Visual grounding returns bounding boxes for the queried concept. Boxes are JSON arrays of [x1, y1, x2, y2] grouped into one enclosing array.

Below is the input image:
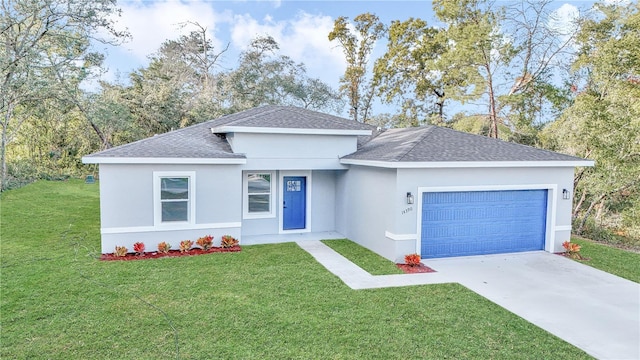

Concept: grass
[[0, 180, 591, 359], [570, 237, 640, 283], [321, 239, 405, 275]]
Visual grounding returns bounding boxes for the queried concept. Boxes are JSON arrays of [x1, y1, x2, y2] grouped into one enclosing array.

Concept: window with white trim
[[154, 171, 195, 225], [244, 172, 275, 218]]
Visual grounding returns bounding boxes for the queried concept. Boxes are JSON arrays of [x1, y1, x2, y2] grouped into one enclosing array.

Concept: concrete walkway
[[297, 241, 640, 360]]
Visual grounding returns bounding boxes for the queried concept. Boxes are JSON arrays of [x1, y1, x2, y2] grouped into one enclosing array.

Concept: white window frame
[[153, 171, 196, 227], [243, 171, 276, 219]]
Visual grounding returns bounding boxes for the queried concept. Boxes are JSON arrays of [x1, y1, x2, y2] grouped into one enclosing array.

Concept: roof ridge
[[397, 126, 435, 161]]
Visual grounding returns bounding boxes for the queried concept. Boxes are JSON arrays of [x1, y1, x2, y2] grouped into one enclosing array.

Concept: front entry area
[[283, 176, 306, 230]]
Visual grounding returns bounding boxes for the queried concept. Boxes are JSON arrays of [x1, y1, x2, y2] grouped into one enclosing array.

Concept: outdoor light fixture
[[406, 192, 414, 204], [562, 189, 570, 200]]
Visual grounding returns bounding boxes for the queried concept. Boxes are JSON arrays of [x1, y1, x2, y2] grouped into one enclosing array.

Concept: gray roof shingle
[[83, 120, 242, 159], [211, 105, 375, 131], [84, 106, 588, 164], [83, 106, 373, 160], [343, 126, 588, 162]]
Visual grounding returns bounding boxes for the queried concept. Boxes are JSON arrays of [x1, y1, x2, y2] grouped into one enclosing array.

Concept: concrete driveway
[[424, 252, 640, 360], [299, 241, 640, 359]]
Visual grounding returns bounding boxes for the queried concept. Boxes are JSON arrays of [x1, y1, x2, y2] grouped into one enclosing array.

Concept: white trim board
[[278, 170, 312, 234], [340, 159, 594, 169], [82, 156, 246, 165], [212, 126, 371, 136], [385, 231, 417, 241], [101, 222, 242, 234]]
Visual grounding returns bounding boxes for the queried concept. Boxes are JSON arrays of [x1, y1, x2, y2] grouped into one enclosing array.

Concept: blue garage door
[[421, 190, 547, 259]]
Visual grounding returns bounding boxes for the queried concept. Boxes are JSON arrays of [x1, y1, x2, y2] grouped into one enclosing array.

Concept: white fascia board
[[340, 159, 595, 168], [81, 156, 247, 165], [211, 126, 372, 136]]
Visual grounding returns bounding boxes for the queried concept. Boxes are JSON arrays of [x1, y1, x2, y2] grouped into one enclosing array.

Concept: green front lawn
[[1, 180, 590, 359], [321, 239, 405, 275], [570, 237, 640, 283]]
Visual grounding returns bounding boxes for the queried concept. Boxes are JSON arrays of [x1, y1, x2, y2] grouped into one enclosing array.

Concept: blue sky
[[97, 0, 594, 117]]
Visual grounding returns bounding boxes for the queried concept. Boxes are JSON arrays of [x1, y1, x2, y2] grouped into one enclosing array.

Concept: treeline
[[1, 0, 638, 244]]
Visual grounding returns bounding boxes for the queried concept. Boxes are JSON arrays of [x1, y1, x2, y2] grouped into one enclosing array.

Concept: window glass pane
[[161, 177, 189, 200], [248, 194, 270, 213], [162, 201, 188, 222], [248, 174, 270, 194]]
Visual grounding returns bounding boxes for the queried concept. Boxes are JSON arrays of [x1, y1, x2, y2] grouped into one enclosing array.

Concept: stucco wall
[[335, 165, 398, 261], [98, 164, 242, 253], [395, 166, 576, 255]]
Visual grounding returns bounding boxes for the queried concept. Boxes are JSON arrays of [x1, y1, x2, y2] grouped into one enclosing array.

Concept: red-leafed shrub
[[404, 253, 421, 267], [180, 240, 194, 253], [221, 235, 239, 248], [158, 242, 171, 254], [562, 241, 582, 259], [133, 242, 145, 255], [114, 246, 128, 257], [196, 235, 213, 250]]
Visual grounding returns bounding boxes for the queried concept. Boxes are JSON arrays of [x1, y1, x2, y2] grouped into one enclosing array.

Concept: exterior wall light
[[562, 189, 570, 200], [407, 192, 414, 204]]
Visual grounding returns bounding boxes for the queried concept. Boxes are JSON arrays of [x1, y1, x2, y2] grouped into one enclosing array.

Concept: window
[[160, 177, 189, 222], [244, 172, 275, 218], [154, 171, 195, 225]]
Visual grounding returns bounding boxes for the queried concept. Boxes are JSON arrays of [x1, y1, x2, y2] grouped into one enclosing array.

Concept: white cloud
[[549, 4, 580, 36], [114, 0, 227, 61], [228, 10, 346, 87]]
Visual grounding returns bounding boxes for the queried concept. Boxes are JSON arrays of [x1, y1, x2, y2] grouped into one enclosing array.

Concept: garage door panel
[[421, 190, 547, 258]]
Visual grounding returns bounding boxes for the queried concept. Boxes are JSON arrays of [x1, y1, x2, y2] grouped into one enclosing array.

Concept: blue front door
[[283, 176, 306, 230]]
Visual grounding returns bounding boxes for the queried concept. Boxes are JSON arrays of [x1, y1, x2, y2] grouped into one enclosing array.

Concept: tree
[[374, 17, 483, 126], [328, 13, 385, 123], [541, 2, 640, 238], [432, 0, 515, 138], [498, 0, 579, 145], [0, 0, 126, 190], [221, 35, 342, 113]]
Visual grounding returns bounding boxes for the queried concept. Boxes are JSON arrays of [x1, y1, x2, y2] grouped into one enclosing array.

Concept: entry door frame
[[279, 170, 312, 234], [415, 184, 558, 256]]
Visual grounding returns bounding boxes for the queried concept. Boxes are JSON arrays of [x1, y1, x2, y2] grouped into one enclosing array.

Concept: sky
[[95, 0, 596, 117]]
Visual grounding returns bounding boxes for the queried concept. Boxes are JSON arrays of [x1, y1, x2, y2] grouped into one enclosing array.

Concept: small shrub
[[180, 240, 194, 253], [562, 241, 582, 259], [133, 242, 145, 255], [221, 235, 239, 248], [196, 235, 213, 250], [404, 253, 421, 267], [114, 246, 128, 257], [158, 242, 171, 254]]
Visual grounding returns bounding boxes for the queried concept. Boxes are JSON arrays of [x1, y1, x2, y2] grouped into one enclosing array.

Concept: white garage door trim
[[416, 184, 558, 256]]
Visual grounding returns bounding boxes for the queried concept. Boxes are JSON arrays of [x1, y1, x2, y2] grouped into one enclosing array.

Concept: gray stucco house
[[83, 106, 593, 262]]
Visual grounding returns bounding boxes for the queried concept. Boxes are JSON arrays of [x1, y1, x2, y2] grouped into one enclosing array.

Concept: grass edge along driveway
[[1, 180, 591, 359]]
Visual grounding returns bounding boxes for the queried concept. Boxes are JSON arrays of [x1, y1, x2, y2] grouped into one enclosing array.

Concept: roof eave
[[211, 126, 372, 136], [82, 156, 247, 165], [339, 159, 595, 168]]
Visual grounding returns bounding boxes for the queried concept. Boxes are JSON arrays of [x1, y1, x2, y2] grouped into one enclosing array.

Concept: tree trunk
[[576, 196, 603, 235], [486, 68, 499, 138], [572, 190, 586, 220], [1, 122, 8, 192]]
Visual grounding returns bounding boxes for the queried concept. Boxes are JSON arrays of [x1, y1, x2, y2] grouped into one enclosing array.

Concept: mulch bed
[[396, 263, 437, 274], [100, 246, 241, 261], [555, 252, 590, 261]]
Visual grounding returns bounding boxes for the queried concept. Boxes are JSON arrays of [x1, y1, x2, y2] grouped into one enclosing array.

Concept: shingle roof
[[83, 106, 374, 160], [210, 105, 375, 131], [343, 126, 588, 162], [83, 106, 589, 165], [83, 120, 242, 159]]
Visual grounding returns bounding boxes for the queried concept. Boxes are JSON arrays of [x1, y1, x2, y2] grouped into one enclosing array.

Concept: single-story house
[[82, 105, 593, 262]]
